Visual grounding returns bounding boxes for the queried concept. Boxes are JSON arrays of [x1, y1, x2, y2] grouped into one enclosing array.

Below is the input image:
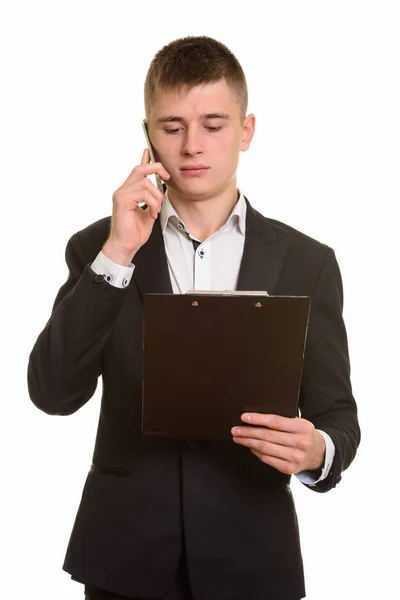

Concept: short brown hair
[[144, 36, 248, 124]]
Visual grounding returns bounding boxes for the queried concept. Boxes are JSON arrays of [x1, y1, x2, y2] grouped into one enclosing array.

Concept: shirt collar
[[159, 188, 247, 237]]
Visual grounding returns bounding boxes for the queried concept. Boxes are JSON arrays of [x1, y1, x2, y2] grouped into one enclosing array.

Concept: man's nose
[[181, 128, 204, 155]]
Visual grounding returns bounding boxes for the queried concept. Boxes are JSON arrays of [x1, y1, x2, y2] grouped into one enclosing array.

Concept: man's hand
[[231, 413, 326, 475], [103, 149, 171, 266]]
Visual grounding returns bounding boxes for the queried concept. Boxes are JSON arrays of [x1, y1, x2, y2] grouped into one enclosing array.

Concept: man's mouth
[[180, 165, 210, 176]]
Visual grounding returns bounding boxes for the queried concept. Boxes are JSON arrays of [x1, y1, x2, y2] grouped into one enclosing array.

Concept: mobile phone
[[142, 120, 165, 194]]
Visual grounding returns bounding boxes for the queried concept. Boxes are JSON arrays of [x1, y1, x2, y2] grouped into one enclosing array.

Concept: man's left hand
[[231, 413, 326, 475]]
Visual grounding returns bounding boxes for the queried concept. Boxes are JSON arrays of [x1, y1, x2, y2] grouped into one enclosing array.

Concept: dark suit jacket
[[27, 197, 360, 600]]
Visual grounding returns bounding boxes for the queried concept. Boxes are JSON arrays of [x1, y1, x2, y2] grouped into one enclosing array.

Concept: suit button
[[94, 274, 105, 283], [187, 440, 199, 449]]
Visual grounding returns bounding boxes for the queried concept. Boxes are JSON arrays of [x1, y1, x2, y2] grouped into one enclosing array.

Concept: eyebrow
[[156, 112, 230, 124]]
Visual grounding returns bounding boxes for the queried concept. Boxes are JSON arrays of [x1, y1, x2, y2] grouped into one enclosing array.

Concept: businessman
[[27, 35, 360, 600]]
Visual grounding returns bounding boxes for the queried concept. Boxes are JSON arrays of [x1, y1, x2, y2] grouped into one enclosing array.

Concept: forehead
[[151, 80, 240, 121]]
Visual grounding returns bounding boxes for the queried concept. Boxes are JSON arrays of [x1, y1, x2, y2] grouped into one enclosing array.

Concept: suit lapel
[[133, 196, 289, 299], [237, 197, 289, 294], [132, 219, 173, 299]]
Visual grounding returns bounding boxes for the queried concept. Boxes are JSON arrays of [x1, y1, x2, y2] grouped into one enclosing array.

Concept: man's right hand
[[102, 148, 170, 266]]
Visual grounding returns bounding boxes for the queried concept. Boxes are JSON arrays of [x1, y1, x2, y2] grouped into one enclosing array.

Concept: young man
[[27, 36, 360, 600]]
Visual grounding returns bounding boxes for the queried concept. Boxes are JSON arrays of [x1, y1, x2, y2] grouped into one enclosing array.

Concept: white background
[[1, 1, 399, 599]]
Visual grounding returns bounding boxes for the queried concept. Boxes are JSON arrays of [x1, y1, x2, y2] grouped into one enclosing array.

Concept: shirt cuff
[[295, 430, 336, 485], [90, 251, 135, 289]]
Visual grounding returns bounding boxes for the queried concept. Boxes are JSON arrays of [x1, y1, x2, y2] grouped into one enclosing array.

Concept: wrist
[[102, 239, 138, 266], [307, 431, 326, 471]]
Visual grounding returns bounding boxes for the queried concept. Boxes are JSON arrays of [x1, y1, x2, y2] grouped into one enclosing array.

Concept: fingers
[[232, 435, 303, 464], [140, 181, 164, 219], [117, 174, 164, 206], [142, 176, 164, 202], [113, 178, 164, 220], [143, 189, 162, 219], [232, 425, 293, 448], [140, 161, 170, 181], [123, 150, 170, 187], [127, 188, 163, 220], [233, 434, 306, 476], [250, 450, 299, 475], [240, 413, 307, 434], [131, 157, 170, 181], [141, 148, 150, 165]]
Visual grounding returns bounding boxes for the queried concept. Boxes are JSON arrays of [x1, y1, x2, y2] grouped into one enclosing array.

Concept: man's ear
[[241, 113, 256, 152]]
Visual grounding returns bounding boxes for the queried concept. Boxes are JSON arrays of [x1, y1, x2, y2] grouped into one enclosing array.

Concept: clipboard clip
[[186, 289, 269, 296]]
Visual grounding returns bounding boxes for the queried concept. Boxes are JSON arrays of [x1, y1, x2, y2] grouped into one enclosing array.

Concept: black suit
[[27, 197, 360, 600]]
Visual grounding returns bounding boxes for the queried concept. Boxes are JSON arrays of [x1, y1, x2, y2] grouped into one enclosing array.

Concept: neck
[[167, 180, 239, 241]]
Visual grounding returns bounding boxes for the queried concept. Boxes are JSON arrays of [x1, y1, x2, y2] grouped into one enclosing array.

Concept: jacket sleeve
[[298, 247, 361, 493], [27, 232, 129, 416]]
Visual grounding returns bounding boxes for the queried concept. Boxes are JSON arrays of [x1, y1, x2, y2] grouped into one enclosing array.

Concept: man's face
[[147, 79, 255, 200]]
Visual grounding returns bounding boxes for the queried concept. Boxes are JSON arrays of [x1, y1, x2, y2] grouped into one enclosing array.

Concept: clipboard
[[142, 292, 311, 441]]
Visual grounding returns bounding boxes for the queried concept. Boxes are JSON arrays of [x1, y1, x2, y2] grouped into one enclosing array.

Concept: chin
[[169, 179, 214, 197]]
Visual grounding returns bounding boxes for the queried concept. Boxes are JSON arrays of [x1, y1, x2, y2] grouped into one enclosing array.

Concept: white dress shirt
[[90, 189, 335, 485]]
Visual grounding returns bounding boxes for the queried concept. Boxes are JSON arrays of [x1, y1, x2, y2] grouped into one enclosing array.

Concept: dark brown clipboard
[[142, 293, 311, 441]]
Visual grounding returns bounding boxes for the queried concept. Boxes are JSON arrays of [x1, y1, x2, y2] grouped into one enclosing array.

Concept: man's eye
[[164, 126, 223, 134]]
